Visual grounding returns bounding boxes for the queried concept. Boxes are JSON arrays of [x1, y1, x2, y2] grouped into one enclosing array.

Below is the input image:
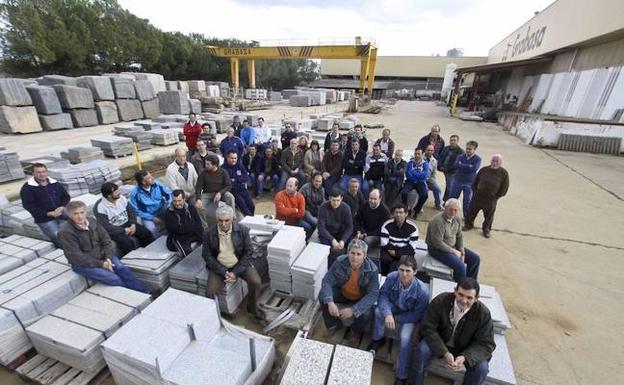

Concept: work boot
[[343, 327, 361, 347], [462, 224, 473, 231], [366, 337, 387, 354], [482, 231, 491, 238]]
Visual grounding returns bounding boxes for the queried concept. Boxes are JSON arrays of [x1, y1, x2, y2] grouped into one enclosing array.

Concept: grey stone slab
[[110, 77, 136, 99], [178, 81, 189, 93], [27, 315, 104, 352], [0, 78, 33, 106], [26, 85, 62, 114], [289, 95, 311, 107], [77, 76, 115, 101], [86, 283, 151, 309], [126, 73, 166, 93], [52, 85, 95, 109], [39, 112, 74, 131], [280, 338, 334, 385], [95, 101, 120, 124], [188, 98, 201, 114], [38, 75, 78, 87], [326, 344, 373, 385], [165, 80, 179, 91], [134, 79, 156, 101], [158, 90, 190, 115], [69, 108, 98, 127], [116, 99, 144, 121], [141, 98, 160, 119], [0, 106, 42, 134]]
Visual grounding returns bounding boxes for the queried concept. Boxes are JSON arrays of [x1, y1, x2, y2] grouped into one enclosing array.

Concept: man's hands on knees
[[328, 302, 340, 318], [224, 271, 237, 283], [384, 314, 396, 330], [102, 258, 114, 272]]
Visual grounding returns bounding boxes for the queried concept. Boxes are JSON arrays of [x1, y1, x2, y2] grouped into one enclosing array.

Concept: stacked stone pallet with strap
[[46, 160, 121, 196]]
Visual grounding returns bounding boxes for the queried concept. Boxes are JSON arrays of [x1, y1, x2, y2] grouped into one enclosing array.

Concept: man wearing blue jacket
[[340, 139, 369, 195], [219, 127, 245, 159], [401, 148, 430, 218], [129, 170, 172, 239], [319, 239, 379, 338], [223, 150, 255, 216], [20, 163, 71, 247], [239, 119, 256, 147], [450, 141, 481, 214], [367, 255, 429, 385]]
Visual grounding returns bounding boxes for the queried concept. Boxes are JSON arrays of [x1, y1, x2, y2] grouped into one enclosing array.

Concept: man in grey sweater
[[425, 199, 481, 282], [58, 200, 150, 293]]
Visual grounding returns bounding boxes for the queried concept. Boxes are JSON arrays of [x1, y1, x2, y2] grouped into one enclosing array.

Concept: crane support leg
[[359, 55, 370, 95], [366, 47, 378, 97], [230, 58, 240, 97], [247, 60, 256, 89]]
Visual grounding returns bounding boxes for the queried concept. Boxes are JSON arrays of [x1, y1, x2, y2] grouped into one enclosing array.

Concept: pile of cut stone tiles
[[121, 236, 181, 291], [267, 226, 306, 294], [290, 242, 329, 300], [91, 136, 135, 157], [47, 160, 121, 196], [60, 147, 105, 164]]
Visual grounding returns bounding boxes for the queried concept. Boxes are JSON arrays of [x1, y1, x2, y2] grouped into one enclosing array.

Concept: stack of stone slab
[[101, 288, 275, 385], [429, 278, 512, 334], [299, 90, 326, 106], [134, 80, 160, 119], [289, 95, 311, 107], [60, 147, 105, 164], [122, 236, 180, 291], [0, 234, 54, 258], [239, 215, 285, 233], [20, 156, 70, 174], [323, 89, 337, 104], [113, 125, 153, 151], [0, 236, 46, 275], [422, 254, 455, 281], [195, 267, 249, 314], [290, 243, 330, 300], [0, 78, 42, 134], [267, 226, 306, 294], [150, 128, 180, 146], [245, 89, 268, 100], [46, 160, 121, 196], [169, 248, 205, 293], [269, 91, 282, 102], [316, 117, 338, 131], [158, 90, 191, 115], [91, 136, 134, 157], [134, 121, 162, 131], [53, 84, 98, 127], [25, 284, 151, 374], [206, 81, 229, 97], [0, 201, 47, 240], [26, 85, 74, 130], [0, 149, 25, 183], [0, 258, 88, 365], [206, 84, 221, 97], [76, 76, 119, 125]]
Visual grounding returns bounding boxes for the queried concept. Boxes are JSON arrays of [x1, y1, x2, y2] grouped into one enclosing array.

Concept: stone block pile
[[91, 136, 135, 158], [0, 79, 42, 133], [0, 201, 47, 240], [113, 125, 154, 151], [122, 236, 181, 291], [290, 242, 330, 300], [60, 147, 105, 164], [46, 160, 122, 196], [0, 148, 25, 183], [26, 85, 73, 130], [267, 226, 306, 294], [158, 90, 191, 115], [53, 84, 98, 127]]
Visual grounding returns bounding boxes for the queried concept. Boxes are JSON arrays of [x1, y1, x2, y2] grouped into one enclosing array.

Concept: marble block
[[95, 101, 120, 124], [69, 108, 98, 127], [53, 85, 95, 109], [26, 85, 62, 114], [0, 78, 32, 106], [158, 90, 190, 115], [116, 99, 144, 121], [39, 113, 74, 131], [77, 76, 115, 101], [134, 79, 156, 101], [0, 106, 42, 134], [110, 77, 136, 99]]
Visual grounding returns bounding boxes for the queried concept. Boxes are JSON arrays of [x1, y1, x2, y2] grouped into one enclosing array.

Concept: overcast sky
[[117, 0, 555, 57]]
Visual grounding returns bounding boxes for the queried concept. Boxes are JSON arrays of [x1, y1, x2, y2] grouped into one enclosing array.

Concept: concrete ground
[[1, 101, 623, 384]]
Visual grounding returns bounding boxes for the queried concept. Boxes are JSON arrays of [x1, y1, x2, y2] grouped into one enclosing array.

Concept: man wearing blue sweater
[[239, 119, 256, 147], [450, 141, 481, 214], [129, 170, 172, 239], [400, 148, 430, 218]]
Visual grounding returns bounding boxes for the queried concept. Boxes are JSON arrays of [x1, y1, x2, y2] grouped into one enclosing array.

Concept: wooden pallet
[[258, 288, 320, 332], [15, 354, 110, 385]]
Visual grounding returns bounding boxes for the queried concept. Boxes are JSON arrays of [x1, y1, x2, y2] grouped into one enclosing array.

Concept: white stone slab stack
[[245, 89, 268, 100], [114, 125, 153, 151], [0, 201, 47, 239], [25, 285, 151, 374], [289, 95, 311, 107], [290, 242, 329, 300], [0, 78, 43, 134], [0, 149, 25, 183], [299, 90, 326, 106], [101, 288, 275, 385], [267, 226, 306, 294], [46, 160, 121, 196], [52, 84, 98, 127], [26, 85, 73, 131], [280, 338, 334, 385], [150, 128, 180, 145]]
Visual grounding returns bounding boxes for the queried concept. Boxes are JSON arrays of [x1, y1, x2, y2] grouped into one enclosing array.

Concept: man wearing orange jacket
[[274, 177, 315, 240]]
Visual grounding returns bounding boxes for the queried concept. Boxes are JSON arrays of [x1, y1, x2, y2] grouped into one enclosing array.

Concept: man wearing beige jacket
[[166, 147, 198, 201]]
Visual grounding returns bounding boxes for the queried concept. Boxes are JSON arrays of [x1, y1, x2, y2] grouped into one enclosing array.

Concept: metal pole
[[133, 142, 142, 170]]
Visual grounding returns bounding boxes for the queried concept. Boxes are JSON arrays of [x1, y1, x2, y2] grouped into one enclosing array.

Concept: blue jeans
[[142, 220, 159, 240], [401, 181, 428, 214], [428, 246, 480, 282], [427, 179, 442, 208], [323, 175, 340, 197], [291, 217, 315, 240], [372, 306, 416, 380], [256, 172, 280, 196], [339, 174, 369, 196], [411, 339, 489, 385], [233, 189, 255, 216], [450, 178, 474, 214], [37, 218, 65, 248], [72, 256, 151, 293]]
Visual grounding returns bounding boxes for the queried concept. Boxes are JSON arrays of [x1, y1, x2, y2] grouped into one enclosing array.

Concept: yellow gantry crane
[[206, 37, 378, 97]]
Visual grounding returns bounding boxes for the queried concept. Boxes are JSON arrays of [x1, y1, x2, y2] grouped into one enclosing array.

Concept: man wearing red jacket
[[274, 177, 315, 240], [183, 112, 202, 158]]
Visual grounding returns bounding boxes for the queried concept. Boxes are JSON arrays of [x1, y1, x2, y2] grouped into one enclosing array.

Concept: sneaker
[[483, 231, 491, 238], [435, 205, 444, 211], [366, 337, 387, 354], [462, 224, 473, 231]]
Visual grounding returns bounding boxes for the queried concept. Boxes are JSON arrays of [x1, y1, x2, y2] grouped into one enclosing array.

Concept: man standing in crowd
[[195, 153, 236, 212], [411, 278, 495, 385], [347, 124, 368, 152], [319, 239, 379, 339], [219, 127, 245, 159], [242, 145, 261, 196], [375, 128, 395, 158], [384, 149, 406, 205], [318, 189, 353, 264], [464, 154, 510, 238], [223, 151, 255, 216], [424, 144, 443, 210], [426, 199, 481, 282], [300, 172, 326, 230], [275, 177, 315, 240], [354, 189, 390, 249], [165, 190, 203, 256], [401, 148, 430, 218], [280, 137, 305, 189], [240, 119, 256, 147], [380, 204, 420, 275], [199, 123, 218, 153], [230, 115, 243, 137], [203, 205, 264, 319], [254, 117, 271, 151], [183, 112, 202, 158], [94, 182, 153, 256], [281, 122, 298, 150], [340, 140, 368, 195], [129, 170, 172, 239], [256, 146, 281, 198], [165, 147, 198, 200], [438, 134, 464, 202], [59, 200, 150, 293], [365, 144, 388, 191], [450, 141, 481, 214], [20, 163, 70, 247], [417, 124, 445, 158], [322, 140, 344, 196], [324, 122, 341, 152], [368, 255, 429, 385]]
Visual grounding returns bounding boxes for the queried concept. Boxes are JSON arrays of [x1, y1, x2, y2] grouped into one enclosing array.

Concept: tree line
[[0, 0, 318, 89]]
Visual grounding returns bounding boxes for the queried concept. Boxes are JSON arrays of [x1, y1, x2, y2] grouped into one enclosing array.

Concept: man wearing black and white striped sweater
[[379, 204, 420, 275]]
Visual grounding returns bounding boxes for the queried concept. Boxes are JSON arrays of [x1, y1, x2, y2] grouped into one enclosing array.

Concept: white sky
[[117, 0, 555, 57]]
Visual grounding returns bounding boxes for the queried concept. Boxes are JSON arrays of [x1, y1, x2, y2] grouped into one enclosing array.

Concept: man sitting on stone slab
[[194, 153, 236, 225], [223, 150, 255, 216], [379, 204, 419, 275], [20, 162, 71, 248], [367, 255, 429, 385], [165, 190, 203, 256], [202, 204, 264, 320], [354, 188, 390, 249], [411, 277, 495, 385], [94, 182, 153, 256], [426, 199, 481, 282], [342, 177, 366, 217], [274, 177, 315, 240], [129, 170, 172, 239], [58, 200, 150, 293], [318, 189, 354, 266], [319, 239, 379, 341], [165, 147, 198, 201]]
